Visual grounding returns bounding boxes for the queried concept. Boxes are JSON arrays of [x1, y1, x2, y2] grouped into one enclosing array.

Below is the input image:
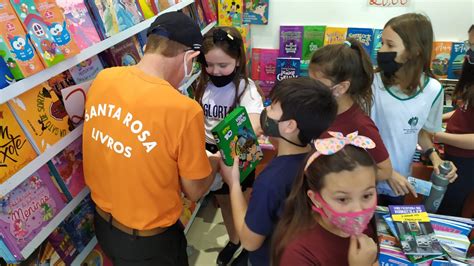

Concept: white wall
[[251, 0, 474, 49]]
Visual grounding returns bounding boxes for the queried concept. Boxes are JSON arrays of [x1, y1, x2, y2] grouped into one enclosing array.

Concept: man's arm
[[180, 153, 220, 201]]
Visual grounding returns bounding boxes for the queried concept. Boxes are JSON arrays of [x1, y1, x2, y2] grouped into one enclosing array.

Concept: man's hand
[[219, 157, 240, 190], [387, 172, 417, 197], [348, 234, 378, 266]]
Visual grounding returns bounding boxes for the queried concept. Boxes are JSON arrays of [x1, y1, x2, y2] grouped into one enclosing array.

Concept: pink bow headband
[[304, 131, 376, 171]]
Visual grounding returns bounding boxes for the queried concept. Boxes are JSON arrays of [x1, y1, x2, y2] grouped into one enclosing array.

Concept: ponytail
[[309, 38, 374, 114]]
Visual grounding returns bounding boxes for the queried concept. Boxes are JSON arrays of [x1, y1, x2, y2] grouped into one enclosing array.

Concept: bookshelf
[[21, 187, 90, 259], [0, 0, 195, 105]]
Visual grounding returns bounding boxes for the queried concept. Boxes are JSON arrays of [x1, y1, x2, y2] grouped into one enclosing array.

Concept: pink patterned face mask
[[312, 192, 376, 236]]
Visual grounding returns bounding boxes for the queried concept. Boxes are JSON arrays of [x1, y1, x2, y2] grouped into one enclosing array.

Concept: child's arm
[[249, 113, 263, 136], [220, 158, 266, 251], [434, 132, 474, 150], [442, 110, 455, 122]]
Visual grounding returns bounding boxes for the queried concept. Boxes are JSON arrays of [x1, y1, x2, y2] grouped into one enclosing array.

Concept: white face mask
[[179, 50, 194, 88]]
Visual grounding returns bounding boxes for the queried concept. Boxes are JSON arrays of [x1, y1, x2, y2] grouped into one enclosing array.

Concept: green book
[[301, 26, 326, 69], [211, 106, 263, 182]]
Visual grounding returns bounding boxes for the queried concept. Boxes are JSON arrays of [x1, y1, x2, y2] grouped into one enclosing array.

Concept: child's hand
[[432, 159, 458, 183], [219, 157, 240, 189], [387, 172, 417, 197], [348, 234, 377, 266]]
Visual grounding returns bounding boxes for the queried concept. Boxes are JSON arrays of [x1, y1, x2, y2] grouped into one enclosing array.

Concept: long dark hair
[[194, 26, 249, 111], [381, 13, 435, 95], [271, 145, 377, 266], [309, 38, 374, 114], [454, 60, 474, 108]]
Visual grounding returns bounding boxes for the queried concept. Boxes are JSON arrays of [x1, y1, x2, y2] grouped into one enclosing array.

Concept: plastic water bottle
[[424, 161, 452, 213]]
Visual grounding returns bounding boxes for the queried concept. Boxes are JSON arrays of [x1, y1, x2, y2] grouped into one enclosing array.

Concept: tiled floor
[[187, 196, 242, 266]]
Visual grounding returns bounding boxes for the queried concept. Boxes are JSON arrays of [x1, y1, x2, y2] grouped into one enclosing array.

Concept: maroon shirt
[[445, 106, 474, 157], [280, 222, 376, 266], [321, 104, 389, 164]]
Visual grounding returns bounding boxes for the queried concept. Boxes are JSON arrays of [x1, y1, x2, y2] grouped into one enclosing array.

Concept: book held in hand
[[211, 106, 263, 182]]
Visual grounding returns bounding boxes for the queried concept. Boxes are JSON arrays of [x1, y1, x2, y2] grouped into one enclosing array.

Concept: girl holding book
[[194, 26, 263, 265], [308, 38, 416, 198], [371, 13, 457, 205], [271, 132, 379, 265]]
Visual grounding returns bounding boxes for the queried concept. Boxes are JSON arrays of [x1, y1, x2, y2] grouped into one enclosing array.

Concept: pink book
[[0, 165, 67, 259], [55, 0, 101, 50], [258, 49, 278, 82], [50, 138, 85, 197]]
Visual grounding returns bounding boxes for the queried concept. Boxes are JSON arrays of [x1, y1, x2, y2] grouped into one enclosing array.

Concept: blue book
[[447, 42, 468, 79], [371, 29, 383, 66], [276, 57, 301, 81], [346, 27, 374, 55], [0, 238, 18, 263], [0, 56, 14, 89]]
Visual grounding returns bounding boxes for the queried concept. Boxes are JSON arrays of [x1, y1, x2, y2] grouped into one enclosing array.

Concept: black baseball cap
[[147, 11, 203, 51]]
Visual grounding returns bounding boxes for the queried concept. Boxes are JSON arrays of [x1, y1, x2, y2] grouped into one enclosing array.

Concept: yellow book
[[323, 27, 348, 46], [218, 0, 243, 27], [0, 104, 37, 183], [8, 83, 72, 153]]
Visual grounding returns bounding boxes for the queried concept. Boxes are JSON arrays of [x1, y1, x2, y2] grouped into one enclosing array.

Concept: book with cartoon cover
[[8, 83, 72, 153], [0, 103, 37, 184], [243, 0, 268, 25], [218, 0, 243, 27], [431, 42, 452, 79], [211, 106, 263, 182], [323, 27, 347, 46]]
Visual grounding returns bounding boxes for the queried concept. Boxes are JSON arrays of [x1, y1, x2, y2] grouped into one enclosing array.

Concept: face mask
[[312, 192, 376, 236], [179, 51, 194, 87], [208, 70, 237, 87], [260, 109, 307, 147], [377, 51, 403, 78]]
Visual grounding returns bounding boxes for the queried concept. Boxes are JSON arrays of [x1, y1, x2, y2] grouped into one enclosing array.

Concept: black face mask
[[209, 71, 237, 87], [377, 51, 403, 78], [259, 109, 306, 147]]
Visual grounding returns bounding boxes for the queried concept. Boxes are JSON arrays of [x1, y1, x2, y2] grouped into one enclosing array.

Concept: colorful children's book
[[47, 224, 79, 264], [47, 71, 76, 101], [0, 238, 18, 263], [407, 176, 432, 197], [371, 29, 383, 67], [279, 26, 304, 58], [0, 165, 67, 258], [68, 55, 104, 84], [250, 48, 261, 80], [0, 104, 37, 183], [136, 0, 156, 19], [36, 0, 81, 58], [0, 0, 44, 80], [8, 83, 72, 153], [60, 80, 92, 125], [193, 1, 208, 30], [258, 49, 278, 82], [218, 0, 243, 27], [389, 205, 443, 256], [276, 57, 300, 82], [323, 27, 348, 46], [10, 0, 68, 67], [180, 196, 197, 228], [0, 56, 14, 89], [301, 25, 326, 68], [200, 0, 217, 23], [431, 41, 453, 79], [243, 0, 268, 25], [61, 196, 94, 252], [346, 27, 374, 55], [211, 106, 263, 182], [237, 24, 251, 62], [447, 42, 468, 80], [49, 138, 85, 198], [55, 0, 101, 50], [102, 36, 142, 67], [81, 243, 113, 266]]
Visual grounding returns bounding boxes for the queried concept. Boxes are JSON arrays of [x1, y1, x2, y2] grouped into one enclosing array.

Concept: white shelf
[[21, 187, 90, 259], [0, 0, 194, 105], [184, 198, 204, 235], [0, 124, 83, 197], [71, 236, 98, 266], [202, 21, 217, 35]]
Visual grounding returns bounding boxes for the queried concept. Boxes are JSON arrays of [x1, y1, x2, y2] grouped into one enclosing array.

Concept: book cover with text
[[279, 25, 303, 58], [346, 27, 374, 55], [301, 25, 326, 67], [243, 0, 268, 25], [276, 57, 300, 82], [431, 41, 453, 79], [447, 42, 468, 80], [323, 27, 348, 46]]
